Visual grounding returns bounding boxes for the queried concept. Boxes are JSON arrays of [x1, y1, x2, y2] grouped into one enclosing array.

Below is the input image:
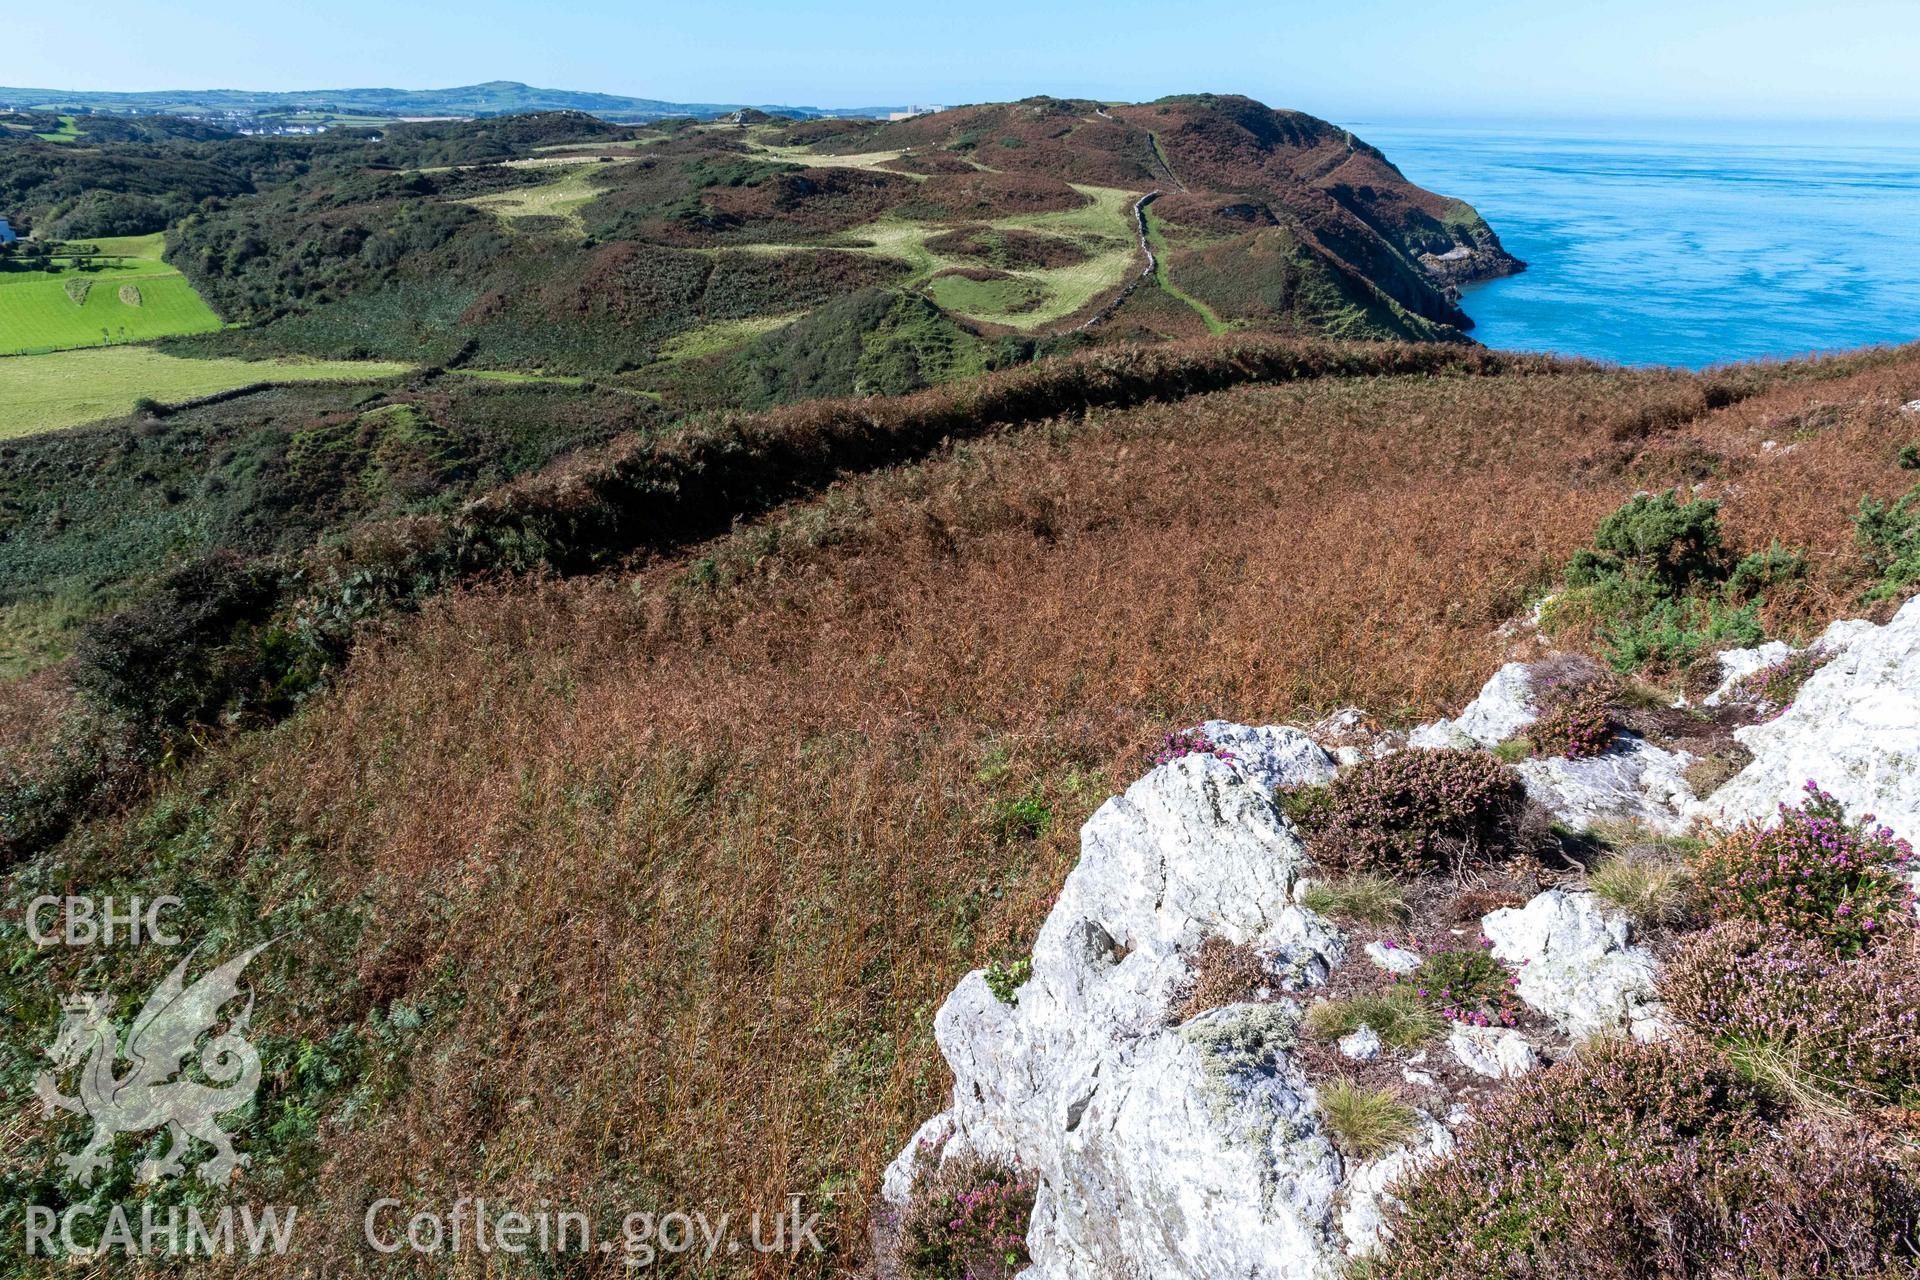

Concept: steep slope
[[5, 337, 1915, 1275]]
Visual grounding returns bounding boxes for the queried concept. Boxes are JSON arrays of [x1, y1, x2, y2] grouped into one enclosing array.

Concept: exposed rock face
[[1407, 662, 1534, 749], [1336, 1109, 1459, 1255], [1515, 738, 1697, 834], [1698, 598, 1920, 840], [1418, 240, 1525, 291], [1364, 940, 1422, 975], [885, 602, 1920, 1275], [1198, 720, 1340, 793], [1481, 890, 1665, 1041], [1338, 1025, 1382, 1060], [1703, 640, 1791, 705], [1408, 662, 1700, 834], [1447, 1024, 1539, 1079], [884, 745, 1349, 1280]]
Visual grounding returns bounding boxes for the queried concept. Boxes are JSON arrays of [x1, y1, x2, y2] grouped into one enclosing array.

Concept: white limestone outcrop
[[1697, 598, 1920, 840], [1480, 890, 1665, 1042], [884, 745, 1349, 1280], [885, 598, 1920, 1276], [1406, 663, 1533, 750], [1408, 664, 1699, 834], [1447, 1024, 1540, 1079]]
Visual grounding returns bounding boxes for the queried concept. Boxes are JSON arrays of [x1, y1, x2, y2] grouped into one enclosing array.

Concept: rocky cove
[[877, 597, 1920, 1278]]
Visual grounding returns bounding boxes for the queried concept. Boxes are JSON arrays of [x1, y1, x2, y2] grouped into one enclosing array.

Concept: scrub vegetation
[[5, 330, 1919, 1274]]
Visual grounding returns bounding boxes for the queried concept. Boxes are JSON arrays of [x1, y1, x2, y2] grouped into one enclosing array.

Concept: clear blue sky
[[4, 0, 1917, 123]]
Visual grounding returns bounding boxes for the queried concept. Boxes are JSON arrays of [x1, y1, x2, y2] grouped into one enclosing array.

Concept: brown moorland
[[6, 338, 1919, 1276]]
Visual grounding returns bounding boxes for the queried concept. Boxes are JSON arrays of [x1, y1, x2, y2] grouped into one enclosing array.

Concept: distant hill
[[1, 94, 1523, 421], [0, 79, 895, 122]]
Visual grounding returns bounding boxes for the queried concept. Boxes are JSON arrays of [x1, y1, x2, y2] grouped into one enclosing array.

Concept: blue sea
[[1354, 119, 1920, 369]]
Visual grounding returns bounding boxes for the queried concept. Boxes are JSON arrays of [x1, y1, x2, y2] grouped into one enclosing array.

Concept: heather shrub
[[899, 1152, 1036, 1280], [1373, 1037, 1920, 1279], [1528, 685, 1617, 759], [1149, 727, 1236, 767], [1731, 644, 1833, 715], [1290, 749, 1526, 873], [1691, 782, 1914, 954], [1400, 946, 1520, 1028], [1663, 920, 1920, 1108]]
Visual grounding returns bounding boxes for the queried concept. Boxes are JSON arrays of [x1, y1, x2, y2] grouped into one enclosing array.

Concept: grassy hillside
[[106, 97, 1519, 413], [0, 97, 1515, 414], [4, 336, 1917, 1273], [0, 98, 1526, 443], [0, 371, 648, 674]]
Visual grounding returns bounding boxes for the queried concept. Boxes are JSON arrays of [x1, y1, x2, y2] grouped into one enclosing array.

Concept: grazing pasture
[[741, 181, 1145, 330], [0, 233, 223, 354], [0, 347, 412, 438]]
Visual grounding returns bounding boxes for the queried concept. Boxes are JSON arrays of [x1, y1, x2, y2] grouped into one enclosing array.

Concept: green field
[[0, 347, 413, 439], [0, 233, 225, 355], [865, 184, 1143, 329], [34, 114, 83, 143], [924, 272, 1045, 316]]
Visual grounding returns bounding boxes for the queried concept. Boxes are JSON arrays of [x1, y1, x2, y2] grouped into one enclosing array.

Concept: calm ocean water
[[1355, 119, 1920, 369]]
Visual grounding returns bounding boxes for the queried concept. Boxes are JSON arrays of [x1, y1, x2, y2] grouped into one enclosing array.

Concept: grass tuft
[[1305, 987, 1442, 1051], [1720, 1035, 1861, 1120], [1587, 850, 1693, 927], [1317, 1079, 1421, 1159], [1298, 873, 1408, 928]]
